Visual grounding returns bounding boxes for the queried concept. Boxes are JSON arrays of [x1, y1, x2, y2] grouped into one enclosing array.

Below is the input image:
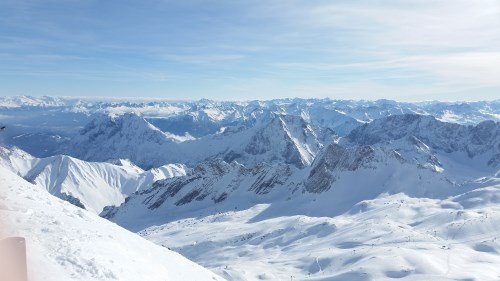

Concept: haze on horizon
[[1, 0, 499, 101]]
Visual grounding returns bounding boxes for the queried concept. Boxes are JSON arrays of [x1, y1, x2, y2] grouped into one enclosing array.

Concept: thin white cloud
[[163, 54, 245, 64], [1, 0, 499, 100], [251, 0, 500, 98]]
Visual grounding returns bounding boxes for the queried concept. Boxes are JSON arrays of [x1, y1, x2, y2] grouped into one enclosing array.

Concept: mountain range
[[0, 96, 499, 280]]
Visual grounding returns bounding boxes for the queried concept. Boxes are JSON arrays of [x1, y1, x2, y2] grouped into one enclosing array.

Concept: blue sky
[[0, 0, 499, 101]]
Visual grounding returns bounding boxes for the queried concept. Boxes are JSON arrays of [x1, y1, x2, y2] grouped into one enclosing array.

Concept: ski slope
[[139, 183, 500, 280]]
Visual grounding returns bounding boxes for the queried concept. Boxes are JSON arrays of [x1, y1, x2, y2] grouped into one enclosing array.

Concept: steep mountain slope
[[302, 105, 362, 136], [0, 146, 187, 213], [101, 159, 307, 231], [64, 113, 184, 169], [65, 113, 328, 169], [226, 114, 326, 167], [0, 165, 223, 281], [0, 146, 37, 175], [346, 114, 499, 167], [24, 155, 142, 213]]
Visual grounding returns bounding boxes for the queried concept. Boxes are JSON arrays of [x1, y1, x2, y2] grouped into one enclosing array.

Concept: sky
[[0, 0, 499, 101]]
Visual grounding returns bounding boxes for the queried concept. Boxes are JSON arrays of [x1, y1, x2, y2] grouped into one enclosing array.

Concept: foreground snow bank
[[0, 166, 223, 281]]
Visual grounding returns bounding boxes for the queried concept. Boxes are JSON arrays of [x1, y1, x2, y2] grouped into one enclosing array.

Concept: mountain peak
[[242, 114, 322, 168], [66, 113, 178, 169], [346, 114, 499, 164]]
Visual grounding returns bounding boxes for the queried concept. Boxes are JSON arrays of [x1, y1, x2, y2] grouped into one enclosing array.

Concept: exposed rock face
[[102, 159, 301, 220], [249, 163, 294, 195], [58, 193, 86, 209], [240, 114, 324, 168], [347, 114, 499, 166], [305, 144, 376, 193], [102, 115, 499, 221]]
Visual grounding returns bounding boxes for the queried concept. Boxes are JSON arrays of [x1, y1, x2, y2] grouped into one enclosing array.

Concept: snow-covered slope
[[63, 113, 183, 169], [0, 146, 37, 175], [0, 165, 223, 281], [139, 183, 500, 280], [104, 152, 500, 280], [346, 114, 499, 167], [25, 155, 144, 213], [65, 113, 328, 169], [0, 146, 187, 213], [101, 159, 307, 230], [101, 114, 500, 280]]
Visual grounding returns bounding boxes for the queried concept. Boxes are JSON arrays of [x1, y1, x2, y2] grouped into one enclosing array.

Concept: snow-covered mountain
[[102, 149, 500, 279], [99, 115, 499, 280], [1, 96, 498, 127], [64, 113, 329, 169], [101, 139, 461, 230], [0, 146, 186, 213], [63, 113, 184, 169], [104, 115, 498, 221], [1, 96, 498, 158], [305, 114, 499, 195], [1, 96, 499, 281], [0, 165, 223, 281], [101, 159, 307, 230], [224, 114, 327, 167], [346, 114, 499, 168]]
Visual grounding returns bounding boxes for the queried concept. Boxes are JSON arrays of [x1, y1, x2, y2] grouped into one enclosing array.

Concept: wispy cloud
[[163, 54, 245, 64], [0, 0, 499, 100]]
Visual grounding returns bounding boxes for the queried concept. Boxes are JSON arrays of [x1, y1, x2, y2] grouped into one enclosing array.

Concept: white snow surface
[[0, 165, 224, 281], [138, 181, 500, 280], [0, 146, 187, 213]]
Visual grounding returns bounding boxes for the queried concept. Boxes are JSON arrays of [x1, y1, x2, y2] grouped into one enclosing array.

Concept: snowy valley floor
[[140, 186, 500, 280]]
